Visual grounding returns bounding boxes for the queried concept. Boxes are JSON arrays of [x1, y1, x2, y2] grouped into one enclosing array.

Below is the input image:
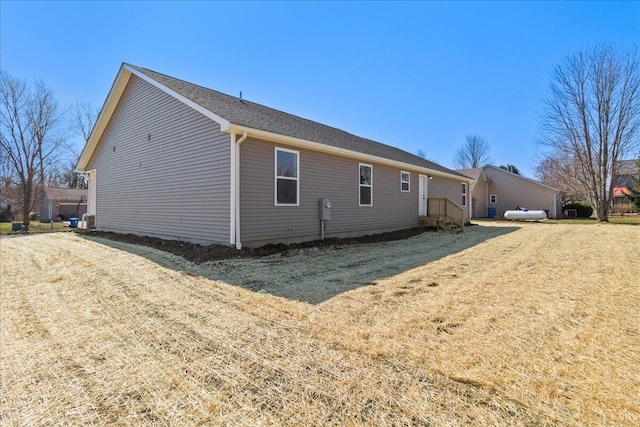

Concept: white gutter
[[233, 131, 248, 249]]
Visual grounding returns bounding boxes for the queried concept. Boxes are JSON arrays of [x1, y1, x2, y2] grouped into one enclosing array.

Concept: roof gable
[[77, 63, 469, 181], [455, 168, 486, 191], [483, 165, 560, 192]]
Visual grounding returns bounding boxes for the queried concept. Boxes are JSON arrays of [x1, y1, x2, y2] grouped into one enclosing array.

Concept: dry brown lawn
[[1, 222, 638, 426]]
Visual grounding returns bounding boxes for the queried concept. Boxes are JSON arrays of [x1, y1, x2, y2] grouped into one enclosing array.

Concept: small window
[[275, 148, 299, 206], [461, 183, 467, 207], [401, 171, 410, 192], [490, 194, 497, 204], [359, 164, 373, 206]]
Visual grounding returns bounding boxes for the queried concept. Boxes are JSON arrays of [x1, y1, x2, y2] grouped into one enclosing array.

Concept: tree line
[[0, 72, 98, 224]]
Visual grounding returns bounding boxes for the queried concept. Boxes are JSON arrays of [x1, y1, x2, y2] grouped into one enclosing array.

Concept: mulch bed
[[85, 226, 435, 264]]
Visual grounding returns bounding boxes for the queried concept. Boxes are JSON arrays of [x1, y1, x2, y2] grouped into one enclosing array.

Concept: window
[[275, 148, 299, 206], [461, 183, 467, 207], [401, 171, 410, 192], [359, 164, 372, 206], [490, 194, 497, 204]]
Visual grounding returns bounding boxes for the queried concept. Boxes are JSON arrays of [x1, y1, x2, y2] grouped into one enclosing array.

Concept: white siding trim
[[400, 171, 410, 192], [77, 64, 232, 172], [88, 169, 97, 215], [461, 182, 468, 207], [76, 68, 132, 171], [274, 147, 300, 206], [359, 163, 373, 207]]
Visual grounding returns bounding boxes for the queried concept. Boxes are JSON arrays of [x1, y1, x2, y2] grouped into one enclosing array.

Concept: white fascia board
[[76, 66, 132, 171], [76, 63, 232, 172], [227, 124, 474, 183], [124, 64, 230, 131]]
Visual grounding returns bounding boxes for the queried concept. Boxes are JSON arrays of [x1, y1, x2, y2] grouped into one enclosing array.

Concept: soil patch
[[84, 226, 436, 263]]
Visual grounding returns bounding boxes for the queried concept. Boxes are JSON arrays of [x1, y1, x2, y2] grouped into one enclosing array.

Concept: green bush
[[563, 202, 594, 218]]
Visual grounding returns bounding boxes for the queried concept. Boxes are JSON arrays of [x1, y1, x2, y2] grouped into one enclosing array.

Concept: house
[[75, 63, 473, 248], [612, 159, 639, 213], [40, 188, 88, 222], [613, 159, 640, 188], [457, 165, 561, 219]]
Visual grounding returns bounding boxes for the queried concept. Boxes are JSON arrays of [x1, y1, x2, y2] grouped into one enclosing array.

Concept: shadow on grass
[[80, 224, 521, 305]]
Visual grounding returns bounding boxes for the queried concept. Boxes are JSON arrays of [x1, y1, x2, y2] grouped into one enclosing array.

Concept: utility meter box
[[320, 198, 331, 220]]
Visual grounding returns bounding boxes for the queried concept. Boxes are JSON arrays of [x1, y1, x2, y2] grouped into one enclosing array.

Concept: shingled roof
[[616, 159, 639, 175], [126, 64, 466, 179], [44, 188, 88, 202]]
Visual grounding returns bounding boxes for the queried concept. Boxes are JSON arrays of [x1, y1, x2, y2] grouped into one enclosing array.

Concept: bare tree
[[70, 101, 98, 142], [535, 154, 587, 203], [64, 102, 98, 189], [0, 72, 64, 224], [538, 45, 640, 221], [453, 135, 491, 169]]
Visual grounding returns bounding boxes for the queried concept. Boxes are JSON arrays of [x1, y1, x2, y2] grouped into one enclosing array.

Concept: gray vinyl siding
[[483, 167, 558, 218], [427, 176, 470, 222], [471, 178, 488, 218], [86, 75, 231, 244], [240, 138, 418, 247]]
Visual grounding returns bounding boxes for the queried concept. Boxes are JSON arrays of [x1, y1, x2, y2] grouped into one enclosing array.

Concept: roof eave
[[228, 124, 473, 183]]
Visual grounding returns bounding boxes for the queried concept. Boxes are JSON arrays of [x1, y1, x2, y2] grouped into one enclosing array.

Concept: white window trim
[[401, 171, 410, 192], [274, 147, 300, 206], [461, 182, 467, 207], [490, 194, 497, 204], [359, 163, 373, 206]]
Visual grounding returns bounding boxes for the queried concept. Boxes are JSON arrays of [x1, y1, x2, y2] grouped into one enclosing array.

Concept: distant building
[[40, 188, 88, 222], [457, 165, 561, 219], [612, 159, 639, 214], [0, 195, 15, 221]]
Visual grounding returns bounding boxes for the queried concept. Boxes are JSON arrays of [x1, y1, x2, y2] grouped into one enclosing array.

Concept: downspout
[[234, 131, 248, 249]]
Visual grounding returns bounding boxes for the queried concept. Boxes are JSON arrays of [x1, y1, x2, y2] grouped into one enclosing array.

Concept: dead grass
[[1, 222, 638, 426]]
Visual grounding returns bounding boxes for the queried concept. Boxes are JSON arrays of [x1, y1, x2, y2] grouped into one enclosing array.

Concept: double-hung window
[[359, 164, 373, 206], [275, 148, 299, 206], [401, 171, 410, 192], [461, 182, 467, 207], [490, 194, 497, 204]]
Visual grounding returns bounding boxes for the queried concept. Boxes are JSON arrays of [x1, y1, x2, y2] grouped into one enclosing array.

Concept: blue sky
[[2, 1, 638, 177]]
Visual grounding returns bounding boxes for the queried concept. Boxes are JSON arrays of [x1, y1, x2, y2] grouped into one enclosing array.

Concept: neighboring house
[[0, 195, 15, 221], [75, 63, 473, 248], [40, 188, 88, 222], [612, 159, 639, 213], [613, 159, 640, 188], [612, 187, 634, 214], [457, 165, 561, 219]]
